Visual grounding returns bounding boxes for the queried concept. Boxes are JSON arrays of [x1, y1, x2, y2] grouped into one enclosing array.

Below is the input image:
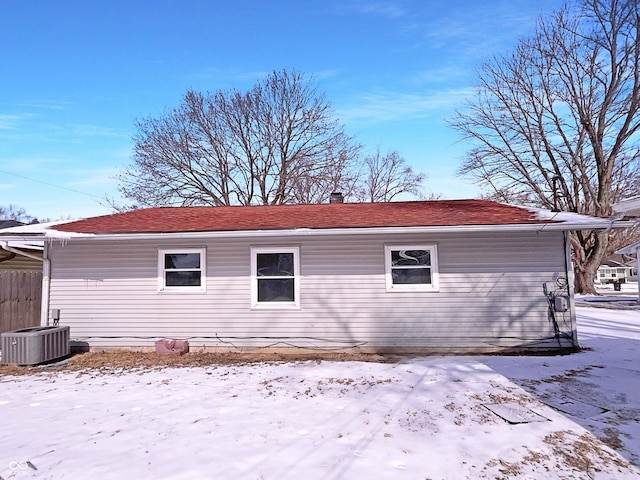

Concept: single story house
[[0, 199, 629, 354], [596, 260, 636, 285], [613, 196, 640, 299]]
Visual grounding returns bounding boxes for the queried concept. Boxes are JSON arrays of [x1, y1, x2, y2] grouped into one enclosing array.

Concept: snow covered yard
[[1, 305, 639, 480]]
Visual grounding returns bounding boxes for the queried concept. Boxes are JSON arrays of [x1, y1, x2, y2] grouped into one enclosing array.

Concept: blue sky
[[0, 0, 563, 220]]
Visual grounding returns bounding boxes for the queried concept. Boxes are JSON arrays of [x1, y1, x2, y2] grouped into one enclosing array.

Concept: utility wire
[[0, 168, 105, 201]]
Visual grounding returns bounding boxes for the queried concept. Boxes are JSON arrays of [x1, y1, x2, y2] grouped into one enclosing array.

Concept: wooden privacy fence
[[0, 270, 42, 336]]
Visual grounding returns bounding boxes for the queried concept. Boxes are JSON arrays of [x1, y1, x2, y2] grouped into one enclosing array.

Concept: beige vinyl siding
[[47, 230, 573, 351]]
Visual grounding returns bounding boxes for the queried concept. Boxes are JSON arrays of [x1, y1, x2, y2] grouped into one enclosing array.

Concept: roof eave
[[3, 219, 630, 242], [617, 241, 640, 255], [613, 195, 640, 216]]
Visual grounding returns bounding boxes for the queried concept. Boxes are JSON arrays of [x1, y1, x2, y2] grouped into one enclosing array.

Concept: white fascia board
[[0, 213, 630, 243], [20, 219, 631, 243], [0, 232, 91, 243]]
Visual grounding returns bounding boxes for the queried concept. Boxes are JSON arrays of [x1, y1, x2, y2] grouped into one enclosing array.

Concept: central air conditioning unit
[[1, 326, 70, 365]]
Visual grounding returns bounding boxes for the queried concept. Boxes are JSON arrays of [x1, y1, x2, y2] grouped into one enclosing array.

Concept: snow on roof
[[0, 219, 24, 229], [0, 220, 91, 240], [0, 200, 624, 240]]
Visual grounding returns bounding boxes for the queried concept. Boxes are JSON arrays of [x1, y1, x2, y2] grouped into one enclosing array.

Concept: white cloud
[[66, 167, 122, 188], [13, 100, 71, 110], [346, 1, 407, 18], [68, 124, 126, 138], [0, 113, 30, 130], [337, 87, 475, 124], [182, 67, 270, 87], [311, 69, 341, 81], [184, 67, 340, 90], [409, 66, 471, 86], [400, 1, 559, 60]]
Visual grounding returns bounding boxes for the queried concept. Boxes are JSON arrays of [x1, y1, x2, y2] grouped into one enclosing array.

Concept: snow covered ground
[[1, 304, 639, 480]]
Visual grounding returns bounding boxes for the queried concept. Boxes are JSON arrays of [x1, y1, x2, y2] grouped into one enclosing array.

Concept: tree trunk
[[574, 267, 598, 295], [572, 230, 608, 295]]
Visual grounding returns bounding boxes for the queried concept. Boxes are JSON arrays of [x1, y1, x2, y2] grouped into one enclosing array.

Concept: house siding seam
[[46, 231, 574, 351]]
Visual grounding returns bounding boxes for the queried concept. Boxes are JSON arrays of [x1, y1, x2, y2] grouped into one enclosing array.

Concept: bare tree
[[288, 147, 361, 204], [354, 149, 426, 202], [0, 205, 38, 223], [118, 69, 361, 207], [450, 0, 640, 293]]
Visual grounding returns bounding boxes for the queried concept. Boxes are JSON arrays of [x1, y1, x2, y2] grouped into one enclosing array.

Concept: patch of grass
[[0, 350, 392, 376]]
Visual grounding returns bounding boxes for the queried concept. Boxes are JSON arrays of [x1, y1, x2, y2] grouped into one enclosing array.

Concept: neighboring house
[[613, 196, 640, 298], [0, 220, 43, 269], [615, 243, 640, 289], [0, 199, 629, 354], [0, 220, 44, 335], [603, 253, 639, 281], [596, 260, 635, 285], [613, 195, 640, 220]]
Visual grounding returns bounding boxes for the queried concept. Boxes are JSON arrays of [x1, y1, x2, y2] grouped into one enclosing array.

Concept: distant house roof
[[600, 260, 631, 268], [0, 200, 628, 240], [0, 220, 24, 229]]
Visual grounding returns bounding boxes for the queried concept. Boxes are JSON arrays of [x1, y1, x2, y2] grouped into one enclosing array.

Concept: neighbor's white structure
[[596, 262, 635, 285], [614, 195, 640, 298], [0, 199, 629, 354]]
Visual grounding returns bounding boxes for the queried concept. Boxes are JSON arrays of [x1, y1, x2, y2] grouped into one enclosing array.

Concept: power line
[[0, 168, 106, 201]]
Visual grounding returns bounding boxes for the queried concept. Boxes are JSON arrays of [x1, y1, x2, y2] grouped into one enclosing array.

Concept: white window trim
[[250, 246, 300, 309], [384, 244, 439, 292], [158, 248, 206, 292]]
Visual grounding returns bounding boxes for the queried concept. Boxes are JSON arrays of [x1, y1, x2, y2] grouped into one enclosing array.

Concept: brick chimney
[[329, 192, 344, 204]]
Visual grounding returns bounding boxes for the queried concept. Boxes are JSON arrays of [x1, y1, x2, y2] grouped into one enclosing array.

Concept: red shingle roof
[[53, 200, 550, 234]]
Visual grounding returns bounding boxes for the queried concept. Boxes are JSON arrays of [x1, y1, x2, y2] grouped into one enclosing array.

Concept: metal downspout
[[0, 240, 51, 326], [41, 245, 51, 326], [636, 246, 640, 302], [563, 231, 578, 348], [599, 213, 626, 236]]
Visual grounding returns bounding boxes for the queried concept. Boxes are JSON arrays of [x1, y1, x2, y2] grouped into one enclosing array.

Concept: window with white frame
[[158, 248, 206, 291], [251, 246, 300, 308], [385, 245, 439, 292]]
